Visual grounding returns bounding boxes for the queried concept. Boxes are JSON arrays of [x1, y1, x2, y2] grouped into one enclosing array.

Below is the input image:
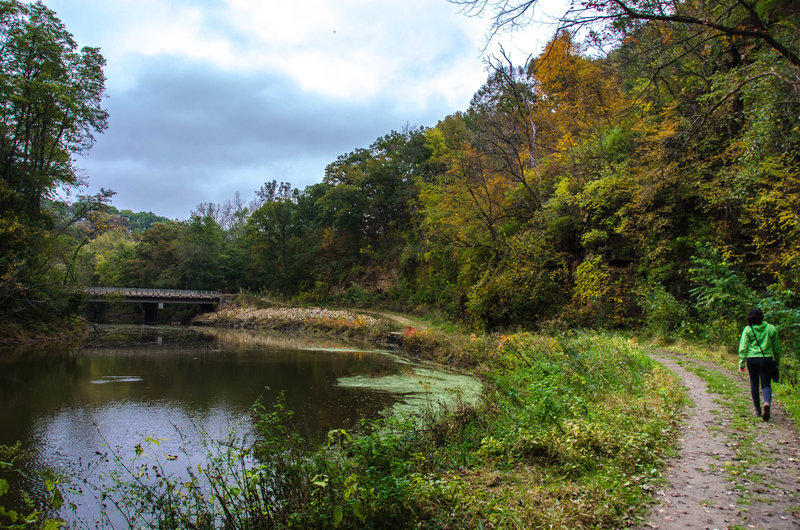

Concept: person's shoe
[[762, 403, 771, 422], [754, 407, 762, 417]]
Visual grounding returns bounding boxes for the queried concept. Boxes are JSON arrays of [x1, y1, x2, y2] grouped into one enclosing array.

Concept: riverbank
[[194, 305, 385, 336], [0, 318, 88, 347], [87, 321, 684, 528], [192, 304, 482, 366], [2, 305, 687, 527]]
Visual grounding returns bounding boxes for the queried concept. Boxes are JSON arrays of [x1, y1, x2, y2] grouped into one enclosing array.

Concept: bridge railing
[[85, 287, 222, 298]]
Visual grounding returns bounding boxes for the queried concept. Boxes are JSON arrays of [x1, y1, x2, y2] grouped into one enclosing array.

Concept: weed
[[91, 331, 683, 528], [0, 443, 65, 529]]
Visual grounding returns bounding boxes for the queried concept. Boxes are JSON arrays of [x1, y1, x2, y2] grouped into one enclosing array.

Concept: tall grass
[[91, 331, 683, 528]]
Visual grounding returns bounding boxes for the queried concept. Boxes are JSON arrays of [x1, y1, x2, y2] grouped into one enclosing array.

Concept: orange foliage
[[532, 32, 627, 156]]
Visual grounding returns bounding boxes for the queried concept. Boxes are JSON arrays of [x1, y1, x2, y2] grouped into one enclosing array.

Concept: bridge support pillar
[[142, 302, 159, 324]]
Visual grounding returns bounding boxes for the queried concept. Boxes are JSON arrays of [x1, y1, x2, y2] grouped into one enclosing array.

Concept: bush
[[465, 231, 571, 330], [562, 255, 634, 328], [637, 282, 688, 339], [688, 245, 756, 327], [0, 443, 65, 528]]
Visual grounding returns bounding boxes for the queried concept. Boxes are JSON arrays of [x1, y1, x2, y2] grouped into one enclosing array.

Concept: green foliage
[[245, 183, 322, 293], [774, 381, 800, 422], [93, 331, 682, 528], [0, 1, 108, 328], [689, 245, 756, 325], [157, 214, 244, 291], [0, 443, 64, 529], [466, 230, 570, 329], [686, 245, 766, 347], [90, 229, 137, 287], [563, 255, 626, 327], [637, 281, 688, 339], [757, 286, 800, 362], [131, 221, 181, 287], [116, 209, 170, 232], [600, 126, 634, 162]]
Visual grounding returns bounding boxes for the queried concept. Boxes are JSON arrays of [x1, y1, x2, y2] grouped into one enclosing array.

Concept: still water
[[0, 326, 479, 526]]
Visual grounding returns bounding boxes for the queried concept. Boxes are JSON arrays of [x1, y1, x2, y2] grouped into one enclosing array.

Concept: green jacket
[[738, 322, 781, 369]]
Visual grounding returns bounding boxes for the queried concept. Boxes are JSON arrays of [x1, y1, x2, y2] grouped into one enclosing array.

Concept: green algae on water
[[337, 364, 482, 418]]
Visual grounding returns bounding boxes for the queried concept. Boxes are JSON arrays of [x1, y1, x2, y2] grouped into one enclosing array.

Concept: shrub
[[562, 255, 634, 327], [636, 282, 688, 339], [0, 443, 65, 528], [465, 231, 571, 330], [688, 245, 756, 327]]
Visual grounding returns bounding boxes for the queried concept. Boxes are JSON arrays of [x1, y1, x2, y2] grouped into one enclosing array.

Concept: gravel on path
[[640, 352, 800, 530]]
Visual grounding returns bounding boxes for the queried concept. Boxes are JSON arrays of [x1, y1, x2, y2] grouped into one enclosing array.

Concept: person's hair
[[747, 308, 764, 326]]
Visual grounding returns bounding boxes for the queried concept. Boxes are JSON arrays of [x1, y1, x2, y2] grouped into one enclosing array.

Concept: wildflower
[[498, 334, 508, 350]]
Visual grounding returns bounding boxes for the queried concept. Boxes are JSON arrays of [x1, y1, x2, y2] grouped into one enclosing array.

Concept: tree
[[305, 130, 430, 285], [130, 221, 181, 287], [90, 228, 137, 287], [453, 0, 800, 98], [168, 214, 235, 291], [0, 1, 108, 324], [0, 1, 107, 218], [246, 182, 305, 291], [321, 130, 422, 246], [467, 56, 543, 213], [117, 209, 171, 232]]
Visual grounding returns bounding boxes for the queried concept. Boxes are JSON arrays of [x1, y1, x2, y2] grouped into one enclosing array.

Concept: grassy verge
[[0, 317, 87, 346], [647, 337, 734, 369], [97, 330, 683, 528]]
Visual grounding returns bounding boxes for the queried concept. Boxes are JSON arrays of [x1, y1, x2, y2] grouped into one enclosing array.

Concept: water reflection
[[0, 326, 479, 525], [0, 327, 402, 522]]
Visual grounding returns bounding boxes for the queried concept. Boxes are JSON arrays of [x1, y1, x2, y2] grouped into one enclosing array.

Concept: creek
[[0, 325, 480, 526]]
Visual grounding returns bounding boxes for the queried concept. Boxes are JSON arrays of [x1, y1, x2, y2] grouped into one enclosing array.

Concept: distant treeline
[[3, 0, 800, 354]]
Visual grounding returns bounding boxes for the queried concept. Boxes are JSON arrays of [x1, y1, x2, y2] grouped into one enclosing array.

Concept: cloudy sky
[[42, 0, 564, 219]]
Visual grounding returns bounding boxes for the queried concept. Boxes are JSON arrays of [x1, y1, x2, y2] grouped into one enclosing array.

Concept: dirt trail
[[362, 310, 430, 333], [641, 352, 800, 529]]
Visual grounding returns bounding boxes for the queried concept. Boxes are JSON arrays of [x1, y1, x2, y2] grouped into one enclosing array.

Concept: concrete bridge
[[85, 287, 223, 323]]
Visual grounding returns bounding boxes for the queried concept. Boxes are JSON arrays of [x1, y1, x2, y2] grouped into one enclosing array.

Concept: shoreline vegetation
[[193, 302, 485, 367], [45, 304, 684, 527], [134, 318, 683, 527], [0, 318, 89, 347], [195, 305, 386, 338], [1, 303, 687, 528]]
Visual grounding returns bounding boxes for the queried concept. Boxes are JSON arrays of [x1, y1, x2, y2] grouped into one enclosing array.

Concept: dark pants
[[746, 356, 775, 410]]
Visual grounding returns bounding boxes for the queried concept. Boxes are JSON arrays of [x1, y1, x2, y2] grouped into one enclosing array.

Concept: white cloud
[[41, 0, 569, 218], [123, 4, 232, 63], [47, 0, 494, 103]]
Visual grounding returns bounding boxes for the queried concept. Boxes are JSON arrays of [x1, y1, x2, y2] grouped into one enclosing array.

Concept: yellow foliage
[[532, 31, 627, 156], [420, 121, 514, 248]]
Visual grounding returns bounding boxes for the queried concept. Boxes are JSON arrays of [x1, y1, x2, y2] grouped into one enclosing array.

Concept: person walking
[[738, 308, 781, 421]]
